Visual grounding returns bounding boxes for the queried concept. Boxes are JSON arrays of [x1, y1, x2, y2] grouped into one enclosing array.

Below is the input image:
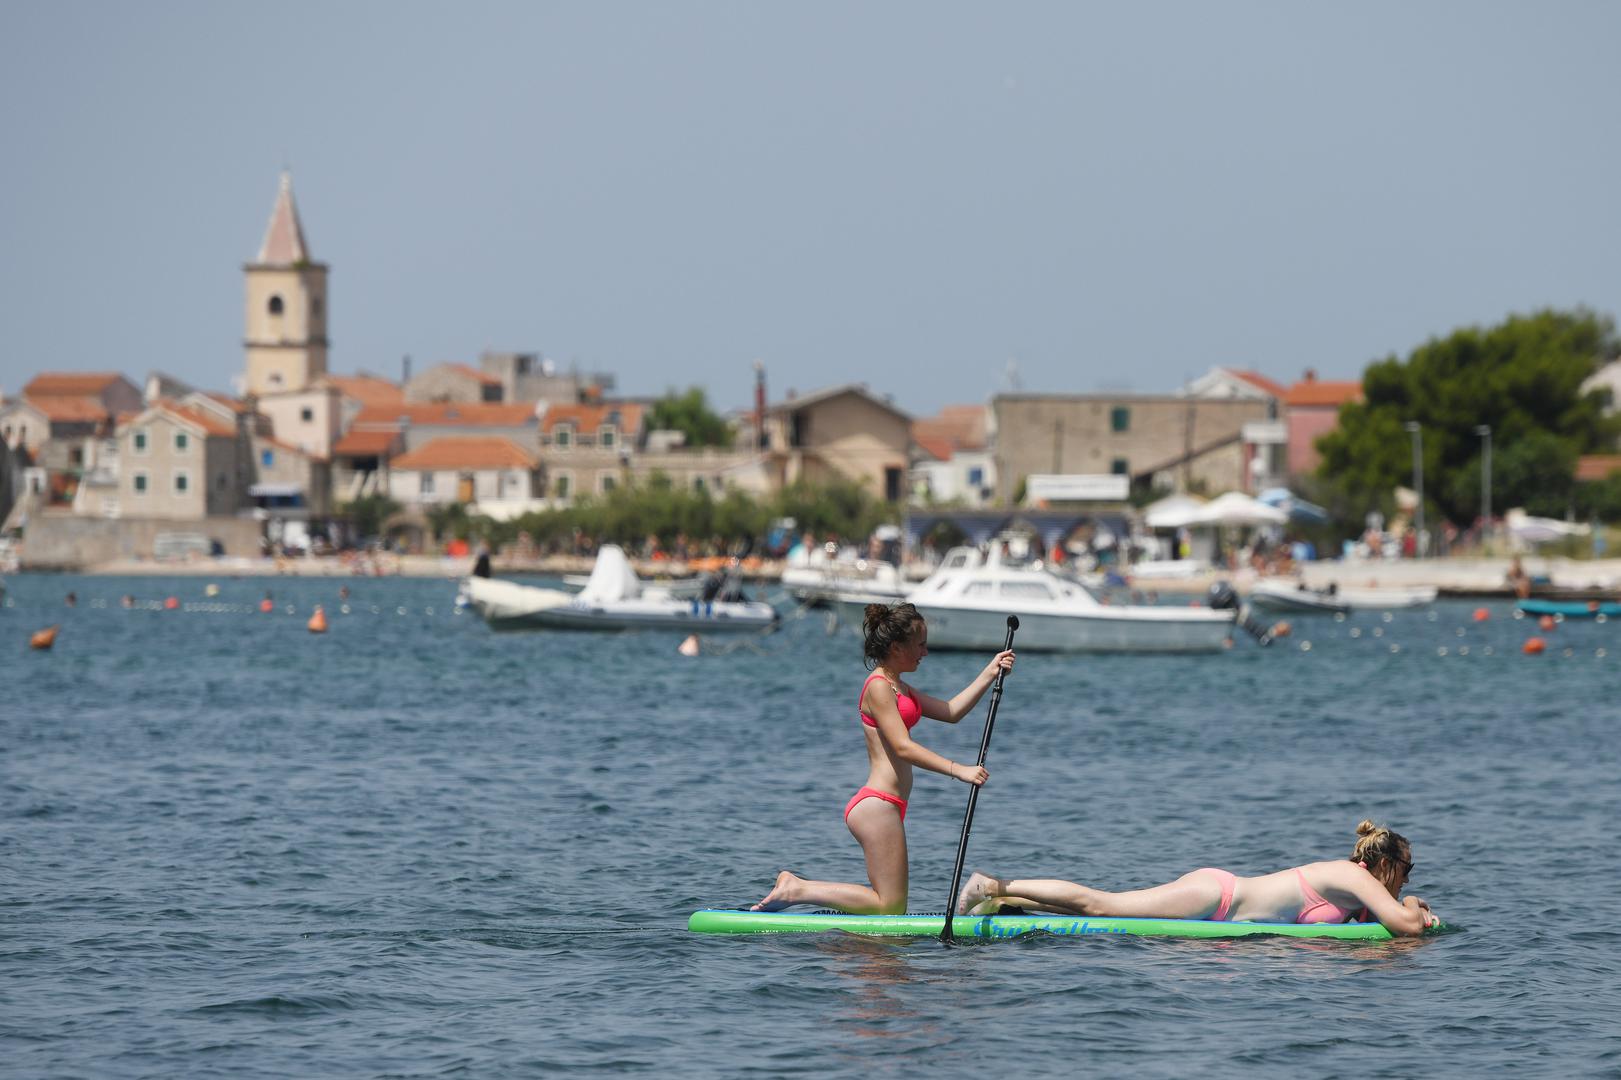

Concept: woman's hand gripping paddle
[[941, 615, 1019, 943]]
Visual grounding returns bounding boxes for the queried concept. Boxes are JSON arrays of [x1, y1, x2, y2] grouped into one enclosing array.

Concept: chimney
[[753, 359, 766, 450], [403, 354, 413, 384], [1303, 368, 1317, 383]]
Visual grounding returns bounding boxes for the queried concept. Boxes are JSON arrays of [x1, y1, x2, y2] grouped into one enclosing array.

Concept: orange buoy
[[1472, 607, 1490, 622], [259, 598, 274, 613], [164, 596, 180, 610], [307, 605, 328, 634], [1523, 637, 1546, 655], [30, 625, 60, 650], [1270, 620, 1293, 639], [1537, 614, 1556, 632]]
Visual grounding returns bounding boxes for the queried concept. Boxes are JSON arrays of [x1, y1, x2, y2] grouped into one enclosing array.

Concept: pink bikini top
[[1295, 868, 1366, 924], [859, 672, 922, 730]]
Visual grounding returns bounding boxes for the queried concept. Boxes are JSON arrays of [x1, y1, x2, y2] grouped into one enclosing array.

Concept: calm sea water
[[3, 572, 1618, 1078]]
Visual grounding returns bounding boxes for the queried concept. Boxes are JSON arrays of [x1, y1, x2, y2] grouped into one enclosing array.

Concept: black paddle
[[941, 614, 1019, 943]]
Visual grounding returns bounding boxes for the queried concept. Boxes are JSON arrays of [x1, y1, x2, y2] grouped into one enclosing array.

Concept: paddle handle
[[941, 615, 1018, 943]]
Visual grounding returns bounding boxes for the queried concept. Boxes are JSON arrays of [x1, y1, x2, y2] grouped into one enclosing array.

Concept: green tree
[[340, 494, 401, 540], [649, 387, 735, 448], [1315, 308, 1620, 526]]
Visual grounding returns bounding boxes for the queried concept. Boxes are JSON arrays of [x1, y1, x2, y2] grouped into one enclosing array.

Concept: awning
[[1257, 487, 1330, 524]]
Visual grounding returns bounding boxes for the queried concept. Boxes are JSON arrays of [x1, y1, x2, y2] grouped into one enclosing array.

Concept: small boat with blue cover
[[1515, 598, 1621, 619]]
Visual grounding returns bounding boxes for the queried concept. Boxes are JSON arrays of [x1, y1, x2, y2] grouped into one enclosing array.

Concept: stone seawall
[[18, 514, 264, 569]]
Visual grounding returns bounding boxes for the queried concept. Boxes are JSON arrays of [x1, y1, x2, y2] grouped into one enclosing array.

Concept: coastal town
[[3, 174, 1620, 597]]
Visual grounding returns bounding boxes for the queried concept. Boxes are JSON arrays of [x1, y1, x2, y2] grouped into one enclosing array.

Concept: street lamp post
[[1404, 421, 1424, 557], [1476, 424, 1492, 548]]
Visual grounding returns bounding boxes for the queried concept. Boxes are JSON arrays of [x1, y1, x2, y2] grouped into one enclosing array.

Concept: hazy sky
[[3, 2, 1618, 415]]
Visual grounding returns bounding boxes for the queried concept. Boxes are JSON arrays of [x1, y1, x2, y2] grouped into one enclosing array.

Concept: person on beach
[[752, 602, 1016, 915], [955, 820, 1438, 936]]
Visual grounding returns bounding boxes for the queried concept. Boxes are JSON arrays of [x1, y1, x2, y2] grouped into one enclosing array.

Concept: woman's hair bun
[[863, 602, 923, 666], [1356, 819, 1378, 837]]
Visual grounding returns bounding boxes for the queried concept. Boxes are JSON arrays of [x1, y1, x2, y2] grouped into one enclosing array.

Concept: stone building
[[404, 362, 505, 404], [387, 436, 541, 513], [479, 351, 600, 405], [992, 393, 1272, 503], [537, 402, 646, 502], [760, 384, 912, 502], [243, 173, 328, 396], [116, 402, 243, 519]]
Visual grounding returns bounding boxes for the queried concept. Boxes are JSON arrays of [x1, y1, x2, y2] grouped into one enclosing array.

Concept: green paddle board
[[689, 908, 1442, 941]]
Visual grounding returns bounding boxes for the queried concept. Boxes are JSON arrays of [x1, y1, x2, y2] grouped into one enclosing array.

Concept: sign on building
[[1024, 474, 1130, 503]]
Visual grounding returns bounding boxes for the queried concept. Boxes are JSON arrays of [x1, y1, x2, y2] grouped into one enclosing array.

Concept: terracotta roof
[[146, 402, 238, 439], [541, 402, 644, 436], [1576, 455, 1621, 482], [913, 406, 988, 453], [1284, 379, 1363, 407], [913, 434, 954, 461], [392, 436, 537, 471], [201, 392, 252, 414], [352, 402, 536, 427], [326, 374, 405, 406], [444, 363, 503, 386], [24, 372, 128, 397], [25, 395, 109, 422], [767, 383, 910, 420], [255, 172, 311, 265], [332, 427, 403, 457], [1230, 370, 1289, 399]]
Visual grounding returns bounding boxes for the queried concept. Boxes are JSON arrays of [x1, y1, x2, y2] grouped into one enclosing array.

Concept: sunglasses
[[1390, 856, 1413, 877]]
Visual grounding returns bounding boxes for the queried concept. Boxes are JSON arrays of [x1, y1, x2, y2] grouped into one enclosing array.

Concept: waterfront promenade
[[59, 552, 1621, 599]]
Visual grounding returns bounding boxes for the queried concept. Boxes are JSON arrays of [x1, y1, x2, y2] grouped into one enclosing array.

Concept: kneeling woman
[[956, 820, 1438, 936], [753, 602, 1015, 915]]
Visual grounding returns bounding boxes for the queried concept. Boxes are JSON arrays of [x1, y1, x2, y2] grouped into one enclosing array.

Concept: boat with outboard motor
[[1250, 579, 1437, 614], [906, 546, 1236, 653], [460, 544, 777, 632], [1248, 580, 1353, 615]]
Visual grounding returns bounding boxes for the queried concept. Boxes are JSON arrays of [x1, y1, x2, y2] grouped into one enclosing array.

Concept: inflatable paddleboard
[[689, 908, 1440, 941]]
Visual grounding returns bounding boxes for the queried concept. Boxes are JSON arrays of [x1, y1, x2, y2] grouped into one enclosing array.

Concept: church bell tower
[[243, 172, 328, 395]]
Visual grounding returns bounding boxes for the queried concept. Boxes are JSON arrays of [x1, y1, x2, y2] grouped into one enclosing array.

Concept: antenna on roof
[[1003, 357, 1023, 392]]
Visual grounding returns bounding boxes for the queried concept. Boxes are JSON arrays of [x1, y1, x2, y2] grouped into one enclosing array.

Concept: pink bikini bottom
[[844, 787, 907, 823]]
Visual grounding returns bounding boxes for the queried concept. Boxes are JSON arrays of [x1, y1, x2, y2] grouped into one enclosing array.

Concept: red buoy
[[1523, 637, 1547, 655]]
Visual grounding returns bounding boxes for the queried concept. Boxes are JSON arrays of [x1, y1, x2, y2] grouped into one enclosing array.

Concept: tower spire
[[255, 171, 310, 265]]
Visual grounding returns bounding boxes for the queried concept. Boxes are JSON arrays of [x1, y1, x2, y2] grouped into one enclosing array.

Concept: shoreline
[[19, 552, 1621, 598]]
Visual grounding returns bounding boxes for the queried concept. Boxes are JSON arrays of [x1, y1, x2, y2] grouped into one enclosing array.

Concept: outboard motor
[[1206, 581, 1275, 646]]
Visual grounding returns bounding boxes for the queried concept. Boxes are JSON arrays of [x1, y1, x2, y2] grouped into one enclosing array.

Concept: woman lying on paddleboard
[[955, 820, 1438, 936], [752, 601, 1015, 915]]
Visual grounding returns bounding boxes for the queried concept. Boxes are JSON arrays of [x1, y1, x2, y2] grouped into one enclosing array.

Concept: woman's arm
[[865, 680, 987, 785], [1324, 862, 1431, 936], [915, 649, 1015, 723]]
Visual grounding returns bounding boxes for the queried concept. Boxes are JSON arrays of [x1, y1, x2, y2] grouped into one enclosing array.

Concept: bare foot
[[751, 870, 801, 911], [955, 871, 1000, 915]]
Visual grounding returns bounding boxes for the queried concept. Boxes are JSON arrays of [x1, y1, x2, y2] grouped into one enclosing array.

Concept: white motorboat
[[1335, 585, 1438, 610], [1247, 580, 1353, 615], [461, 545, 777, 633], [906, 547, 1236, 653], [1249, 579, 1438, 614], [782, 560, 909, 629], [781, 558, 908, 603]]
